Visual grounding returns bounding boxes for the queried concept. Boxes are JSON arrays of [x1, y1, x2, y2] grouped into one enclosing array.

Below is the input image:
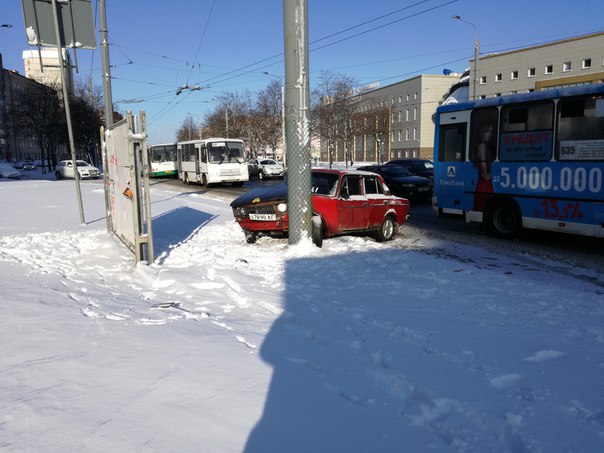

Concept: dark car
[[356, 164, 432, 199], [247, 158, 261, 177], [230, 168, 410, 247], [386, 158, 434, 179]]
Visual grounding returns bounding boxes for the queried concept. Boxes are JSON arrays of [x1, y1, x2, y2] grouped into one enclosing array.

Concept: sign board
[[102, 112, 154, 264], [21, 0, 97, 49]]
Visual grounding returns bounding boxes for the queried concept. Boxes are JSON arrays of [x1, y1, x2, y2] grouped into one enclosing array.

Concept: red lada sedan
[[230, 168, 410, 247]]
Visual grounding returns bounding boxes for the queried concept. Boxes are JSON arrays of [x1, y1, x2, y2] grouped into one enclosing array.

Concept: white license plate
[[249, 213, 276, 221]]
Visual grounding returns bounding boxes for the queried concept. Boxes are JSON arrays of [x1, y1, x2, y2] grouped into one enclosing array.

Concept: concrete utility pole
[[283, 0, 311, 245], [51, 0, 85, 224], [99, 0, 113, 126]]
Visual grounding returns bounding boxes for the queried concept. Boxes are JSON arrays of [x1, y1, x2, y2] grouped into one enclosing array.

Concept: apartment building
[[474, 31, 604, 98]]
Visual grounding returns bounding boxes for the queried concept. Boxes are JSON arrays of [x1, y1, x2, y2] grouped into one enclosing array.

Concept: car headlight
[[235, 206, 248, 216], [401, 183, 415, 188], [277, 203, 287, 213]]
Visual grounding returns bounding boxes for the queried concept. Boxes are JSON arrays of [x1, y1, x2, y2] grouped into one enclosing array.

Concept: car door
[[64, 161, 75, 178], [337, 175, 369, 231], [363, 174, 390, 228]]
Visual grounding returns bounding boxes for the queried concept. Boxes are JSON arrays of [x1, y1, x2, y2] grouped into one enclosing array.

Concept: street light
[[453, 15, 480, 100], [263, 71, 286, 166], [187, 112, 202, 139]]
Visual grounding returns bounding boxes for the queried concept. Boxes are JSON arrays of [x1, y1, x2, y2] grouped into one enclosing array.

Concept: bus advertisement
[[433, 83, 604, 238], [177, 138, 248, 187]]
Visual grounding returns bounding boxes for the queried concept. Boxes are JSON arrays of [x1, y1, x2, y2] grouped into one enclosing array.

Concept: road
[[150, 176, 604, 275]]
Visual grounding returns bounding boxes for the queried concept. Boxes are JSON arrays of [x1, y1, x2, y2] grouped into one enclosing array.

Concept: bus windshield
[[208, 142, 246, 164]]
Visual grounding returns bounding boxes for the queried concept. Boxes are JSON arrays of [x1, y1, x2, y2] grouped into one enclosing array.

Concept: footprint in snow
[[523, 350, 566, 363]]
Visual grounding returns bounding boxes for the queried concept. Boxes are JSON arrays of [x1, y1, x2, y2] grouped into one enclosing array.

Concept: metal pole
[[281, 84, 286, 167], [283, 0, 311, 245], [51, 0, 85, 224], [453, 15, 479, 100], [99, 0, 113, 126]]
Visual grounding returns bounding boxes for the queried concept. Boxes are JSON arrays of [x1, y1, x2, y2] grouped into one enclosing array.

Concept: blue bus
[[433, 83, 604, 238]]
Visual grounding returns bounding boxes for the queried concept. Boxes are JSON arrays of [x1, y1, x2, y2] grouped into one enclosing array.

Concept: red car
[[230, 168, 410, 247]]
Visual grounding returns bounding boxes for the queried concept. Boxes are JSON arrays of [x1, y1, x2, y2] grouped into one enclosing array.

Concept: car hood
[[230, 182, 288, 207]]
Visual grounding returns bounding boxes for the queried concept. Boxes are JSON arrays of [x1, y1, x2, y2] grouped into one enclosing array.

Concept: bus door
[[197, 144, 205, 179], [436, 110, 469, 213]]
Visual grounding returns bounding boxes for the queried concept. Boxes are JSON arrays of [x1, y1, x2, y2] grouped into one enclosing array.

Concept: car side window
[[364, 175, 384, 195], [340, 175, 361, 197]]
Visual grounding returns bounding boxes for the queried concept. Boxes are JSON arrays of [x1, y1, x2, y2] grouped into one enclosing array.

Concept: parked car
[[258, 158, 285, 180], [357, 164, 433, 199], [0, 162, 21, 179], [54, 160, 100, 180], [23, 161, 37, 171], [230, 168, 410, 247], [386, 158, 434, 179], [247, 158, 261, 177]]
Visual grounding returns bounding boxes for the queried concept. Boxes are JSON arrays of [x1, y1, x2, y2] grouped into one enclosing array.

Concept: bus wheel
[[202, 174, 210, 188], [375, 216, 397, 242], [244, 230, 257, 244], [486, 201, 521, 239], [183, 172, 189, 184]]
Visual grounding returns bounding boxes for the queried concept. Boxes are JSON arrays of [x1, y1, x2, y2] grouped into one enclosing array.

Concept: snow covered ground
[[1, 171, 604, 452]]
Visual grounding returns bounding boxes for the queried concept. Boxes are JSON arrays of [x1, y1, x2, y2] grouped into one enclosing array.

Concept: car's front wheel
[[55, 171, 62, 180], [375, 216, 397, 242], [244, 230, 257, 244]]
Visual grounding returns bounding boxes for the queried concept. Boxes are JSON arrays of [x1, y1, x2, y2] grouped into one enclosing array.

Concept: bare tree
[[254, 80, 282, 158], [71, 80, 104, 165], [311, 71, 358, 167], [11, 81, 65, 172], [175, 116, 200, 142], [353, 108, 390, 163]]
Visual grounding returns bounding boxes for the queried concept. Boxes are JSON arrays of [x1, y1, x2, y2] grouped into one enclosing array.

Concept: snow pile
[[1, 174, 604, 452]]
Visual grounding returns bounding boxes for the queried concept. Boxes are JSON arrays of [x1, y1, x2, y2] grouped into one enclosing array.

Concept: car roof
[[312, 167, 377, 177]]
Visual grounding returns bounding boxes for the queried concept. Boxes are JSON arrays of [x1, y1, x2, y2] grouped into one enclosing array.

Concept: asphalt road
[[150, 175, 604, 275]]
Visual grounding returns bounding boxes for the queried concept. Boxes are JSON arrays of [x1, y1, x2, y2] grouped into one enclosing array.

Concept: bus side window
[[557, 95, 604, 161], [439, 124, 466, 162], [200, 146, 207, 163]]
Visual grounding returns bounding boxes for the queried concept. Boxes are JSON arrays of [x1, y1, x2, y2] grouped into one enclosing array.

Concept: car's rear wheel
[[375, 216, 397, 242], [55, 171, 62, 180], [259, 171, 264, 180], [244, 230, 257, 244]]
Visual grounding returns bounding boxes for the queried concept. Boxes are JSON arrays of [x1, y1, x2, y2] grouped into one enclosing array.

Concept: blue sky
[[2, 0, 603, 144]]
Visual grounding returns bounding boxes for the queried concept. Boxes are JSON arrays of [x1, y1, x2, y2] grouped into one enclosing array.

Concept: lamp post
[[263, 71, 286, 166], [453, 15, 480, 100], [187, 112, 202, 139]]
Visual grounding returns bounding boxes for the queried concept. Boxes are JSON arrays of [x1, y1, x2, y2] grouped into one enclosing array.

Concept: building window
[[405, 109, 409, 121], [582, 58, 592, 69], [562, 61, 572, 72], [405, 129, 409, 141], [545, 64, 553, 74], [510, 70, 518, 80], [528, 67, 536, 77], [479, 76, 486, 84], [413, 107, 417, 120], [413, 127, 417, 140], [398, 96, 402, 103], [495, 73, 502, 82], [414, 92, 418, 100]]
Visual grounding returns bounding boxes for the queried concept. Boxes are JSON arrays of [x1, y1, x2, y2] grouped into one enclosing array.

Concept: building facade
[[1, 55, 53, 162], [22, 48, 73, 95], [472, 31, 604, 98]]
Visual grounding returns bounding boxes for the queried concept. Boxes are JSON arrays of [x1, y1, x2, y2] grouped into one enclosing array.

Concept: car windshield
[[311, 172, 340, 196], [381, 166, 412, 177], [208, 142, 245, 164], [261, 159, 277, 166], [76, 161, 91, 167]]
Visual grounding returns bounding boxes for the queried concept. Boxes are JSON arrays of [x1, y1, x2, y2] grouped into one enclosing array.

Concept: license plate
[[249, 213, 276, 221], [418, 186, 430, 191]]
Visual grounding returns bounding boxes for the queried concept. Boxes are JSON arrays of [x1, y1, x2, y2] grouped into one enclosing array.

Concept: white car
[[258, 159, 285, 180], [55, 160, 100, 180], [0, 162, 21, 179]]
